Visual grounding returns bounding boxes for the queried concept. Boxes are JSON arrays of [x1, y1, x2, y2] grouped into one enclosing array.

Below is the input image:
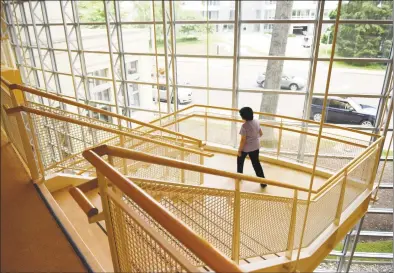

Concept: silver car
[[257, 73, 306, 91]]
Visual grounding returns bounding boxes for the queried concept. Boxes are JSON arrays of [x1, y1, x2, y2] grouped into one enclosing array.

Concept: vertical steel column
[[113, 0, 130, 120], [103, 0, 121, 117], [27, 1, 64, 162], [152, 0, 163, 127], [294, 1, 343, 270], [167, 0, 179, 128], [337, 216, 365, 273], [59, 0, 87, 151], [69, 0, 92, 103], [69, 0, 98, 144], [104, 0, 128, 118], [161, 0, 171, 114], [3, 1, 25, 79], [373, 48, 393, 138], [7, 0, 52, 161], [205, 1, 209, 141], [230, 0, 241, 148], [26, 1, 51, 93], [297, 0, 325, 163], [41, 1, 75, 154], [10, 1, 40, 90], [12, 0, 58, 162]]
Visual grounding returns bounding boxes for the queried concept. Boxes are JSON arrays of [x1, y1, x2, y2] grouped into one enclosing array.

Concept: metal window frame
[[3, 1, 393, 271]]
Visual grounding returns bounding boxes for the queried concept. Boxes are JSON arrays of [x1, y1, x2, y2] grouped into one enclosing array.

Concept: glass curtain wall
[[3, 0, 393, 271]]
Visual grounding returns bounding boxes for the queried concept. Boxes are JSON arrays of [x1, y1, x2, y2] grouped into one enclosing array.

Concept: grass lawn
[[334, 240, 393, 253], [382, 149, 393, 158], [327, 240, 393, 262], [318, 46, 386, 71]]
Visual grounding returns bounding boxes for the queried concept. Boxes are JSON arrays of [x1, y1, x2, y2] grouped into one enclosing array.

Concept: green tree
[[323, 1, 393, 64], [77, 1, 127, 28]]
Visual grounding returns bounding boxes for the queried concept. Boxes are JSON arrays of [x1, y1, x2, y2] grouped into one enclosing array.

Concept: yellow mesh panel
[[131, 180, 235, 259], [239, 193, 294, 258], [108, 198, 195, 272]]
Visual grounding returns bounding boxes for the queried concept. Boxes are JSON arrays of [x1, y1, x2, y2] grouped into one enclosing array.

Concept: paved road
[[170, 34, 386, 118], [172, 57, 385, 118]]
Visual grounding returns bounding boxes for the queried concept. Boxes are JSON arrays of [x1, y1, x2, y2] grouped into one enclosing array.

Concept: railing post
[[231, 179, 241, 264], [199, 151, 204, 185], [96, 170, 121, 272], [9, 89, 40, 181], [204, 110, 208, 142], [1, 104, 12, 143], [26, 111, 45, 178], [117, 119, 128, 175], [277, 118, 283, 159], [180, 137, 185, 183], [285, 189, 298, 260], [334, 170, 347, 226], [367, 144, 381, 191]]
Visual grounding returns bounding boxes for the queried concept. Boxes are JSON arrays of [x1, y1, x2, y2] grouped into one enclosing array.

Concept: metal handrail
[[0, 78, 202, 146], [140, 104, 380, 138], [89, 144, 315, 193], [5, 105, 214, 157], [83, 148, 242, 273]]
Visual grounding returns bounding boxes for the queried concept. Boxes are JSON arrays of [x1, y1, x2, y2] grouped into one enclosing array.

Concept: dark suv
[[310, 97, 376, 126]]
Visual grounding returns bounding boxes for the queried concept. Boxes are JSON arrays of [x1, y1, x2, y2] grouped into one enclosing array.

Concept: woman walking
[[237, 107, 267, 188]]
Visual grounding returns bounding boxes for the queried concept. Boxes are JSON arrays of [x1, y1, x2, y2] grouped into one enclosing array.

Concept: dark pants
[[237, 149, 265, 179]]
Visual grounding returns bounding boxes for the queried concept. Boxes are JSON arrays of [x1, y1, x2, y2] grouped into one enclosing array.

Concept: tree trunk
[[259, 0, 294, 147]]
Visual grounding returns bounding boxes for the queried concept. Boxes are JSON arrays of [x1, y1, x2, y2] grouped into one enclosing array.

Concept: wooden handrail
[[6, 82, 201, 145], [5, 105, 214, 157], [192, 104, 380, 138], [83, 149, 242, 273], [90, 145, 315, 193], [69, 187, 98, 218], [0, 76, 11, 87]]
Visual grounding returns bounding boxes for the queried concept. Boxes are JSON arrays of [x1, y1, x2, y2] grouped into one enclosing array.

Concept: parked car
[[152, 85, 193, 104], [310, 97, 376, 126], [257, 73, 306, 90]]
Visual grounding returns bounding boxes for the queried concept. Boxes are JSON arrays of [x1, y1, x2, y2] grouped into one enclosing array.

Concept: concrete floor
[[204, 153, 325, 199]]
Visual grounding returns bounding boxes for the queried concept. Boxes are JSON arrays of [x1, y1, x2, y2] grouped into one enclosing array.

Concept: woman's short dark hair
[[239, 107, 254, 121]]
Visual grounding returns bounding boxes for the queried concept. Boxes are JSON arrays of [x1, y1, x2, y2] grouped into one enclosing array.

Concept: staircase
[[1, 75, 383, 272]]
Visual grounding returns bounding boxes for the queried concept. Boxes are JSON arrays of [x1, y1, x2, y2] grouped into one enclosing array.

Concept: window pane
[[122, 26, 153, 54], [50, 26, 68, 50], [238, 92, 305, 118], [54, 51, 71, 74], [77, 1, 105, 23], [176, 57, 233, 89], [335, 24, 393, 59], [241, 1, 322, 20], [44, 1, 63, 23], [339, 1, 393, 20], [239, 60, 309, 90], [240, 23, 314, 57], [310, 96, 379, 126], [80, 26, 109, 52]]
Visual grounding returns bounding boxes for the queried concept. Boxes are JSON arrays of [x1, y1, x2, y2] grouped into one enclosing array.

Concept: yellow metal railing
[[83, 146, 242, 273], [0, 75, 385, 271], [79, 141, 380, 269], [8, 83, 203, 146], [5, 104, 213, 186]]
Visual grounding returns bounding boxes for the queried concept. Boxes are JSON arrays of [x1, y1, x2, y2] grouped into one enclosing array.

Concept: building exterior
[[182, 0, 337, 35]]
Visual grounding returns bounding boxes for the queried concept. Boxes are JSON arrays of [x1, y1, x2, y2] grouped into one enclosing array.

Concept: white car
[[152, 85, 193, 104], [257, 73, 306, 90]]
